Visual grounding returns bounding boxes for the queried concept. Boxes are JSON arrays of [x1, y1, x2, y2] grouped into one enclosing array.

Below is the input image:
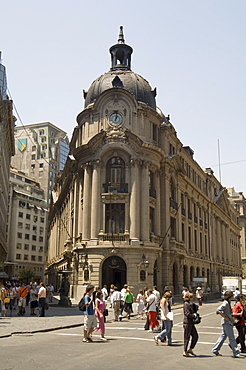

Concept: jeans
[[212, 321, 240, 357], [236, 324, 246, 351], [157, 319, 172, 343], [39, 297, 46, 317]]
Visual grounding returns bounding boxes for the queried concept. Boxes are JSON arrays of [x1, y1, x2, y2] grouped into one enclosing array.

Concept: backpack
[[78, 296, 86, 311]]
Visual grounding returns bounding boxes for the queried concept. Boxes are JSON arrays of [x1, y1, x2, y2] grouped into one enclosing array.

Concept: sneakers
[[212, 351, 222, 356], [234, 354, 245, 359], [100, 337, 107, 341]]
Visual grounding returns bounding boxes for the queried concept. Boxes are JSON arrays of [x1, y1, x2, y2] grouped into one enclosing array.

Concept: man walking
[[83, 285, 97, 343], [212, 290, 244, 358], [111, 287, 122, 321]]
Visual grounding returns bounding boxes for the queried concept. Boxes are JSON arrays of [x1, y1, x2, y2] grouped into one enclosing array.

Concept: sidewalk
[[0, 297, 183, 339]]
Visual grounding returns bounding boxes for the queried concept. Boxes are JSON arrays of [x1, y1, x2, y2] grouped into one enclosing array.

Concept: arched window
[[106, 157, 125, 188]]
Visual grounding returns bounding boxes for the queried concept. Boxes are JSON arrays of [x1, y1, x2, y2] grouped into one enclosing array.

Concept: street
[[1, 301, 245, 370]]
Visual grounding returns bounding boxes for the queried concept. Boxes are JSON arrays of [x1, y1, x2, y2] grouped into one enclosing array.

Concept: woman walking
[[154, 291, 173, 345], [136, 289, 145, 319], [94, 291, 107, 340], [183, 292, 198, 357], [232, 294, 246, 353]]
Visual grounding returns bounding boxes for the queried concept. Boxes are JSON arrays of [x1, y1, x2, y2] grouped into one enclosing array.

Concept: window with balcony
[[106, 204, 125, 234], [106, 157, 126, 192]]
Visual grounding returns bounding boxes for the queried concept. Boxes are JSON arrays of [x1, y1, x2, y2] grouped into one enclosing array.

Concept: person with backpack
[[83, 285, 97, 343], [212, 290, 244, 358]]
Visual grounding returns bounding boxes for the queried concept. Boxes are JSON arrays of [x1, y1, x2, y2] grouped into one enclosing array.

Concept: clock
[[109, 112, 123, 126]]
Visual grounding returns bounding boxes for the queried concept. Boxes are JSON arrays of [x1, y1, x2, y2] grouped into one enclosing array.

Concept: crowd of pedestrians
[[0, 281, 54, 317], [80, 283, 246, 359]]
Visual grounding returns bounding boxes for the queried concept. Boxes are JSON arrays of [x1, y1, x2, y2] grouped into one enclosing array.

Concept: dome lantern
[[109, 26, 133, 71]]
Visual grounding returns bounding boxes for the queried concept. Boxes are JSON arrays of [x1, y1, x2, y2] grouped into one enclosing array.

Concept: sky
[[1, 0, 246, 194]]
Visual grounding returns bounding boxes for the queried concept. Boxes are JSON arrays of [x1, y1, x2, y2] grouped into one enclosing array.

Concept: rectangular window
[[38, 256, 42, 262], [19, 212, 23, 218], [16, 254, 21, 260], [182, 223, 185, 242], [39, 163, 44, 168], [25, 224, 30, 230], [26, 214, 31, 220], [17, 232, 22, 238], [31, 255, 36, 261], [32, 245, 36, 251], [39, 236, 43, 242], [24, 244, 29, 250], [18, 222, 23, 228], [170, 217, 176, 238], [41, 217, 44, 223], [16, 243, 22, 249], [105, 203, 125, 233], [32, 235, 37, 241], [32, 146, 36, 151], [31, 154, 36, 160], [39, 246, 43, 252], [25, 234, 30, 240], [152, 123, 157, 141], [24, 255, 28, 261]]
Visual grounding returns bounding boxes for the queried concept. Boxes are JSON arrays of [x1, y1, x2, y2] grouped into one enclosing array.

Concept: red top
[[232, 302, 245, 326]]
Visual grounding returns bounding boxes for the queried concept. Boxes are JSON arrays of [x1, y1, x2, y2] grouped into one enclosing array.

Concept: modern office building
[[0, 52, 15, 278], [11, 122, 69, 203], [5, 168, 48, 281], [47, 28, 242, 298]]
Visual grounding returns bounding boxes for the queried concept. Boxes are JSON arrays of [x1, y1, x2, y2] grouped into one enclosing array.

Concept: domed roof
[[84, 27, 156, 110]]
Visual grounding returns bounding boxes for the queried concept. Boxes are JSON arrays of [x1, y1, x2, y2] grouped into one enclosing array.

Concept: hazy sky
[[1, 0, 246, 194]]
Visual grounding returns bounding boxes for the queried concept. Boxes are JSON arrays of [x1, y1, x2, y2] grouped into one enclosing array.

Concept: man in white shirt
[[38, 282, 47, 317], [145, 289, 159, 332], [101, 285, 108, 302], [153, 286, 161, 305], [120, 284, 128, 318], [111, 287, 122, 321]]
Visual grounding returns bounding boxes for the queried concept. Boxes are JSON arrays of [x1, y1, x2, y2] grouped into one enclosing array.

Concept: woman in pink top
[[94, 291, 106, 340]]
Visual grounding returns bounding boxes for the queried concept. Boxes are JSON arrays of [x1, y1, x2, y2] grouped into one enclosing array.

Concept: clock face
[[109, 112, 123, 126]]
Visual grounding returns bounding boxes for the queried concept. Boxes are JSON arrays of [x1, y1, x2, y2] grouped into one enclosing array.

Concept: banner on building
[[18, 138, 27, 152]]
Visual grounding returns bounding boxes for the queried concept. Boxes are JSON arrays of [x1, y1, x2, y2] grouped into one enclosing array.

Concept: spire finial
[[118, 26, 125, 44]]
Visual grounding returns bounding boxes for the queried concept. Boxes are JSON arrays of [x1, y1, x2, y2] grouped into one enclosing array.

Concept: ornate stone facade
[[47, 28, 242, 298]]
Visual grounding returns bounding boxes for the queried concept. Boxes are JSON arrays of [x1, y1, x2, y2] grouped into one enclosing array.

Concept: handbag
[[193, 313, 201, 324], [4, 297, 10, 304]]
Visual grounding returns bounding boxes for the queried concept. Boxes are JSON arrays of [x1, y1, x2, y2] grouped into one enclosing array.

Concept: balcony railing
[[98, 233, 129, 243], [103, 183, 128, 193]]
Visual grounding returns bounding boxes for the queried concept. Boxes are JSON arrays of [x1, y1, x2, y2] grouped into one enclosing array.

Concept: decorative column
[[82, 163, 92, 240], [91, 161, 100, 240], [154, 169, 161, 236], [73, 176, 79, 240], [140, 161, 149, 242], [130, 158, 140, 241], [77, 175, 83, 236]]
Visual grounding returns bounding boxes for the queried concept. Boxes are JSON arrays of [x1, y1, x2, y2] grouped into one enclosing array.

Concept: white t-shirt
[[101, 287, 108, 301], [147, 294, 157, 312], [160, 299, 170, 320]]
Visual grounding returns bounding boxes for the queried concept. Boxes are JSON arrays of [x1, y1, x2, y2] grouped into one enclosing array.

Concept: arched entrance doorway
[[102, 256, 127, 290]]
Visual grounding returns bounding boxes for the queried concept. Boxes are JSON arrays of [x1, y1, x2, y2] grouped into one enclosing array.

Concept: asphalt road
[[1, 301, 245, 370]]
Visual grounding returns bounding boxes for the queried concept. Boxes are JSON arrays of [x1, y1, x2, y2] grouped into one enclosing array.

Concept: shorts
[[84, 314, 97, 332], [18, 297, 26, 307]]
